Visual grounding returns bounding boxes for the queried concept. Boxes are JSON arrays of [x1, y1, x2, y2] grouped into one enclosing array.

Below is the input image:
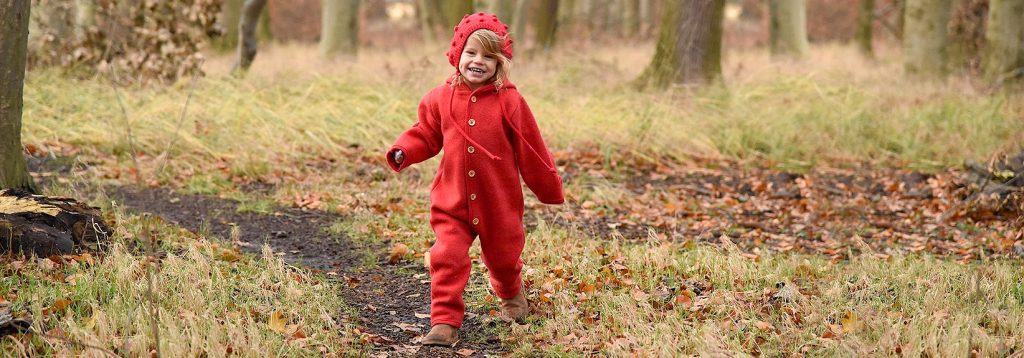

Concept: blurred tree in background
[[903, 0, 952, 75], [320, 0, 360, 58], [636, 0, 725, 88], [1, 0, 37, 192], [769, 0, 809, 58]]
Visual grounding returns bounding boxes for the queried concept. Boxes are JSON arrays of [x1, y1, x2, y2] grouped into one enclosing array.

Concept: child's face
[[458, 37, 497, 89]]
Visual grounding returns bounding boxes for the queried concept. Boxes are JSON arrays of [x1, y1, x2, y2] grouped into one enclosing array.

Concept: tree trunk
[[856, 0, 875, 57], [769, 0, 809, 58], [0, 1, 36, 193], [320, 0, 360, 59], [903, 0, 952, 75], [75, 0, 96, 36], [0, 189, 110, 257], [215, 0, 243, 51], [511, 0, 528, 40], [532, 0, 559, 53], [636, 0, 725, 88], [257, 4, 273, 42], [233, 0, 268, 75], [441, 0, 473, 28], [983, 0, 1024, 81], [624, 0, 641, 38]]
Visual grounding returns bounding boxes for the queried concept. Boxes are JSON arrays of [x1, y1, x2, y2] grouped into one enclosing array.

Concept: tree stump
[[0, 189, 109, 257]]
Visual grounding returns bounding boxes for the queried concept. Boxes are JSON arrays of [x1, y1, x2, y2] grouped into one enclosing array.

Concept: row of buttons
[[468, 97, 478, 225]]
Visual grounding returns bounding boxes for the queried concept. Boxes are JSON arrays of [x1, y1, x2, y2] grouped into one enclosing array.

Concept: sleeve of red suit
[[509, 95, 565, 205], [386, 94, 444, 172]]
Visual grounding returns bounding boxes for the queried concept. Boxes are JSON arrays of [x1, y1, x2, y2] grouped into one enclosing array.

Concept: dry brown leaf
[[389, 243, 409, 264], [456, 348, 475, 356], [269, 311, 287, 333]]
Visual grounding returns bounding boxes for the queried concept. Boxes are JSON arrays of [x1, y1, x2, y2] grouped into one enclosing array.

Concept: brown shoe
[[499, 285, 530, 324], [421, 324, 459, 347]]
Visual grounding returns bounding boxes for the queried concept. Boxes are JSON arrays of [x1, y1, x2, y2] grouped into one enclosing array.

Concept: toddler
[[385, 12, 564, 347]]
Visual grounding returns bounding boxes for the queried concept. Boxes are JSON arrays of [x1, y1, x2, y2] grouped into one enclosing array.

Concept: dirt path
[[110, 187, 504, 357]]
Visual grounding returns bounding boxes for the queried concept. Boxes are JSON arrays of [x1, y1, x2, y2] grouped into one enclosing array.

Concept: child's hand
[[392, 150, 405, 165]]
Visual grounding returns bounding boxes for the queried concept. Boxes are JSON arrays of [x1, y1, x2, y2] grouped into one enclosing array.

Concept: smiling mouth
[[467, 67, 486, 74]]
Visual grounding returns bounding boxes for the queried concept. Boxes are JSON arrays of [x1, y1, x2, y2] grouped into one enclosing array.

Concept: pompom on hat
[[446, 12, 513, 68]]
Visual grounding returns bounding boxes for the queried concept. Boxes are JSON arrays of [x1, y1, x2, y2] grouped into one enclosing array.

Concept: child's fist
[[392, 150, 405, 165]]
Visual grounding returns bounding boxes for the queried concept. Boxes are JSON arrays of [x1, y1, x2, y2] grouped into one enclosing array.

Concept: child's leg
[[479, 227, 526, 299], [428, 210, 476, 328]]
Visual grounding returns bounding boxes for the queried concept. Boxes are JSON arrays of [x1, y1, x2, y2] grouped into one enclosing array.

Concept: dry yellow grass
[[7, 42, 1024, 356]]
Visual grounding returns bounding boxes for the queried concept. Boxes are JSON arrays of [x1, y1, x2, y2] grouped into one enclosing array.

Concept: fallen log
[[949, 151, 1024, 220], [0, 189, 109, 257]]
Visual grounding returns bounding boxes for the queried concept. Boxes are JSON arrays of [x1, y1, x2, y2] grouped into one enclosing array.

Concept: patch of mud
[[109, 186, 505, 357]]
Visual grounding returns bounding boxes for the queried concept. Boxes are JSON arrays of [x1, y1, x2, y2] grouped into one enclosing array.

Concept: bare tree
[[623, 0, 641, 38], [769, 0, 809, 58], [1, 0, 36, 192], [903, 0, 952, 75], [233, 0, 268, 74], [856, 0, 875, 58], [321, 0, 360, 58], [636, 0, 725, 88], [532, 0, 559, 53], [983, 0, 1024, 82]]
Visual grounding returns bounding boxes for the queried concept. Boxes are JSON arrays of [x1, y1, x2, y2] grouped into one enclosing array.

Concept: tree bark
[[75, 0, 96, 36], [532, 0, 559, 53], [903, 0, 952, 75], [511, 0, 528, 40], [215, 0, 243, 51], [636, 0, 725, 88], [769, 0, 810, 58], [320, 0, 360, 59], [0, 189, 110, 257], [233, 0, 268, 75], [856, 0, 875, 57], [0, 1, 36, 193], [983, 0, 1024, 81], [441, 0, 473, 28], [624, 0, 641, 38]]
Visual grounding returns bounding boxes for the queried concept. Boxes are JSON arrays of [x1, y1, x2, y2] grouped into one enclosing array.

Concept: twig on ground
[[154, 61, 205, 177], [142, 215, 162, 357], [108, 64, 143, 187]]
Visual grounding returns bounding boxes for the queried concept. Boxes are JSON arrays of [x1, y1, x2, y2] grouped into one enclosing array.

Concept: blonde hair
[[451, 29, 512, 90]]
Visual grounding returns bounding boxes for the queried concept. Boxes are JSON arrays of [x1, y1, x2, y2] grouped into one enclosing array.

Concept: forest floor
[[7, 146, 1021, 357], [4, 43, 1024, 356]]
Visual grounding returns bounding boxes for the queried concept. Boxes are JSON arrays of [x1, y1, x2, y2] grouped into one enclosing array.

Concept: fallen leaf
[[456, 348, 475, 356], [423, 250, 431, 268], [389, 243, 409, 264], [269, 311, 287, 333], [841, 311, 862, 332], [414, 312, 430, 319]]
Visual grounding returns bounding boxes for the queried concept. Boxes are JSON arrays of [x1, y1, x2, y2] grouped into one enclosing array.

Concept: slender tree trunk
[[769, 0, 809, 58], [532, 0, 559, 53], [624, 0, 641, 38], [856, 0, 875, 57], [640, 0, 655, 38], [0, 1, 37, 193], [233, 0, 268, 74], [320, 0, 360, 59], [216, 0, 243, 51], [511, 0, 528, 40], [903, 0, 952, 75], [75, 0, 95, 36], [441, 0, 473, 27], [636, 0, 725, 88], [983, 0, 1024, 81]]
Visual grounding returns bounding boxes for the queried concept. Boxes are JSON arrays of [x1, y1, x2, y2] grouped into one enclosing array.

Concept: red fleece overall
[[386, 80, 563, 328]]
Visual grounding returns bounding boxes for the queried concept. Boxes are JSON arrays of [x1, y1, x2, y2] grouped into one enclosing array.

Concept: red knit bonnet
[[446, 12, 513, 68]]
